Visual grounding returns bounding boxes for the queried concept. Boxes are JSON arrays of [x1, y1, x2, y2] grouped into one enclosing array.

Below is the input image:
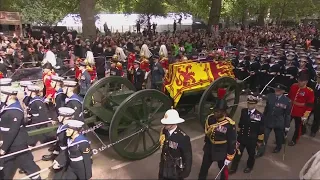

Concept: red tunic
[[288, 83, 314, 117], [0, 72, 3, 79], [160, 57, 169, 69], [43, 71, 56, 98], [127, 53, 136, 70], [140, 59, 150, 72]]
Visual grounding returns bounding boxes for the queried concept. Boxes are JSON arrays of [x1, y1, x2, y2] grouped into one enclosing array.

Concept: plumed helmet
[[215, 88, 228, 111]]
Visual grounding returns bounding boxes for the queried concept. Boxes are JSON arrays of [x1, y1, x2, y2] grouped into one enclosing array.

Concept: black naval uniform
[[283, 65, 298, 92], [54, 88, 66, 118], [158, 127, 192, 180], [198, 115, 237, 180], [151, 61, 165, 90], [259, 62, 270, 93], [110, 66, 121, 76], [0, 101, 41, 179], [260, 92, 291, 154], [56, 134, 92, 179], [311, 83, 320, 136], [133, 67, 144, 91], [65, 94, 84, 121], [230, 108, 264, 173], [248, 60, 261, 92], [27, 96, 50, 145]]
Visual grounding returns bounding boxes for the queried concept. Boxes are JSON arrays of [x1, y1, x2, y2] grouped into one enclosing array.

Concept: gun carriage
[[26, 59, 241, 160]]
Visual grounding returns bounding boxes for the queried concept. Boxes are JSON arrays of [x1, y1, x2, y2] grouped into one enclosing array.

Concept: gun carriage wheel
[[110, 89, 171, 160], [198, 76, 240, 127], [83, 77, 136, 134]]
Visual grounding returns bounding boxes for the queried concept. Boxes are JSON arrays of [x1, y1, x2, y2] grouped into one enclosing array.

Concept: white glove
[[52, 160, 60, 169], [285, 127, 290, 132], [224, 159, 231, 166], [302, 117, 308, 122]]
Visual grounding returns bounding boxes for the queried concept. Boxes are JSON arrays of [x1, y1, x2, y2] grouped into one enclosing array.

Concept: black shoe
[[19, 169, 26, 174], [288, 141, 296, 146], [310, 132, 316, 137], [229, 169, 237, 174], [42, 154, 56, 161], [272, 147, 281, 153], [243, 167, 252, 173]]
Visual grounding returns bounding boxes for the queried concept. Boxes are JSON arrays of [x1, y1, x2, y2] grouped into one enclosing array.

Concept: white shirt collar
[[249, 109, 255, 114], [168, 126, 177, 136]]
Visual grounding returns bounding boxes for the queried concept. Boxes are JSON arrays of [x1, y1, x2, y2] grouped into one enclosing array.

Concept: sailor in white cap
[[63, 80, 84, 121], [26, 84, 51, 145], [42, 107, 75, 163], [158, 108, 192, 180], [20, 80, 34, 107], [0, 86, 41, 179], [50, 75, 67, 118], [0, 78, 12, 110], [53, 120, 92, 179]]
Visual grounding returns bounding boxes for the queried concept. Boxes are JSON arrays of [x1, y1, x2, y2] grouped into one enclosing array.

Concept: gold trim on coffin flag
[[164, 62, 215, 107]]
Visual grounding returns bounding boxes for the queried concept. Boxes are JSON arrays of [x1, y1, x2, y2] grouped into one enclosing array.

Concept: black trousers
[[291, 116, 304, 143], [198, 150, 228, 180], [311, 112, 320, 134], [3, 149, 41, 179], [230, 140, 256, 171], [264, 127, 284, 149], [62, 167, 86, 180]]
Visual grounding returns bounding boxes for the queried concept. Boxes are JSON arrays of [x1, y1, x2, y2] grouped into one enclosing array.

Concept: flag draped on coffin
[[163, 61, 234, 106]]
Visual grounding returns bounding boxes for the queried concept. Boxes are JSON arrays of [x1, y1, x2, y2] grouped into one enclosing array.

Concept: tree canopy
[[1, 0, 319, 37]]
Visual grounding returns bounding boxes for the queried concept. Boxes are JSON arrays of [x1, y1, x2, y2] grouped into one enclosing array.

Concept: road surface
[[13, 95, 320, 179]]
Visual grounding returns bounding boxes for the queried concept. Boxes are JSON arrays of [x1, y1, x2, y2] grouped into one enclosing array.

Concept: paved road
[[14, 95, 320, 179]]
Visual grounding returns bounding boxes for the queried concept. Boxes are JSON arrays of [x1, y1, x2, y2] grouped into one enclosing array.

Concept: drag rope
[[20, 128, 146, 179]]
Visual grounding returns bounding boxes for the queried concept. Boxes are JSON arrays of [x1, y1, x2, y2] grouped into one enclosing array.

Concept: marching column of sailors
[[0, 76, 92, 179]]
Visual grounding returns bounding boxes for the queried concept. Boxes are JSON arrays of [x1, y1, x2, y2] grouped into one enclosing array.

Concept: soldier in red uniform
[[127, 48, 136, 82], [75, 57, 82, 81], [159, 52, 169, 72], [42, 63, 56, 102], [140, 52, 150, 81], [288, 73, 314, 146]]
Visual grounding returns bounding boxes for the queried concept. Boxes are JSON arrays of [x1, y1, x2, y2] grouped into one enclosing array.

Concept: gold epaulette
[[258, 134, 264, 141], [225, 117, 235, 125], [307, 87, 314, 92], [86, 65, 93, 71]]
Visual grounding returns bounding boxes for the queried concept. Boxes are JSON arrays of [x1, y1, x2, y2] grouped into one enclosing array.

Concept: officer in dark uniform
[[63, 80, 84, 121], [229, 94, 264, 174], [268, 55, 282, 88], [51, 75, 67, 118], [20, 81, 34, 108], [42, 107, 75, 162], [258, 83, 291, 156], [159, 108, 192, 180], [283, 54, 298, 91], [151, 56, 165, 90], [27, 84, 51, 145], [52, 120, 92, 179], [237, 52, 250, 81], [0, 86, 41, 179], [132, 60, 144, 91], [78, 61, 91, 98], [248, 54, 261, 92], [198, 88, 237, 180], [311, 72, 320, 137]]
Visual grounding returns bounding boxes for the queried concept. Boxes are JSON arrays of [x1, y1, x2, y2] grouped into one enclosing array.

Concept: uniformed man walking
[[229, 94, 264, 174], [20, 81, 34, 108], [51, 75, 67, 119], [288, 73, 314, 146], [52, 120, 92, 179], [132, 60, 144, 91], [63, 80, 84, 121], [258, 83, 291, 156], [158, 108, 192, 180], [78, 61, 91, 98], [42, 107, 75, 162], [0, 86, 41, 179], [198, 88, 237, 180], [26, 84, 51, 146]]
